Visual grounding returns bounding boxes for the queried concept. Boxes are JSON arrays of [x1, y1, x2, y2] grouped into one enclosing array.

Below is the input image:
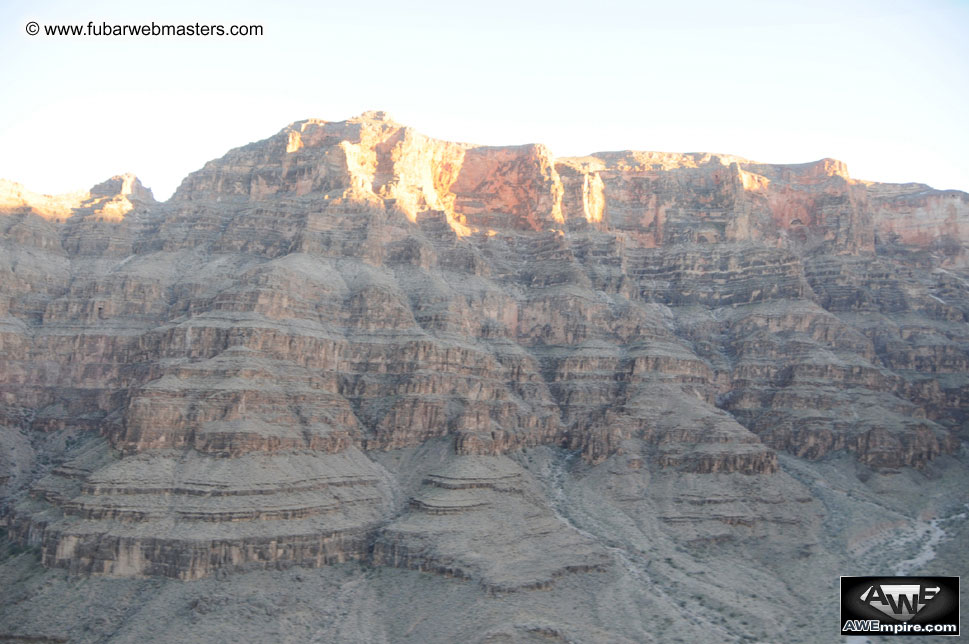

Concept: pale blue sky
[[1, 0, 967, 199]]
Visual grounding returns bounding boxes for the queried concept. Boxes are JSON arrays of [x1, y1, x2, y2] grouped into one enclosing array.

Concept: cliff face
[[1, 112, 967, 587]]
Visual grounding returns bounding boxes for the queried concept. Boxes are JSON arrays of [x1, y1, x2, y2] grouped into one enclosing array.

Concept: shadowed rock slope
[[1, 112, 967, 642]]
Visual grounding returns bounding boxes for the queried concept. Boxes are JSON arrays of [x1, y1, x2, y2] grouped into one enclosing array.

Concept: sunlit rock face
[[0, 111, 966, 592]]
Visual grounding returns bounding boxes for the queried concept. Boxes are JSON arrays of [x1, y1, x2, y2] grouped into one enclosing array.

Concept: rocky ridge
[[0, 111, 967, 608]]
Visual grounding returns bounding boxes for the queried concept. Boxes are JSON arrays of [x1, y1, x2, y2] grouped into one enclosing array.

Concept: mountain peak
[[355, 109, 395, 123], [88, 173, 155, 203]]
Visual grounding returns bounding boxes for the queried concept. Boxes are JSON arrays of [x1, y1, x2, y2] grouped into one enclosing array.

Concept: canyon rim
[[1, 111, 968, 643]]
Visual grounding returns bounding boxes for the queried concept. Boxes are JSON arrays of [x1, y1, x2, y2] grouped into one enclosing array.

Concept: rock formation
[[1, 111, 967, 643]]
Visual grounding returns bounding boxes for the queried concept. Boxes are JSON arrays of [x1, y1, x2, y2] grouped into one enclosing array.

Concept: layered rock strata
[[1, 111, 967, 583]]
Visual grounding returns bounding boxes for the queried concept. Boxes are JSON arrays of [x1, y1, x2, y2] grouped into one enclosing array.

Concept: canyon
[[1, 111, 967, 643]]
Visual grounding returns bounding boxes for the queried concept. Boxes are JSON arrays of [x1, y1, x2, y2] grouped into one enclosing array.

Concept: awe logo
[[860, 583, 940, 621], [841, 576, 960, 637]]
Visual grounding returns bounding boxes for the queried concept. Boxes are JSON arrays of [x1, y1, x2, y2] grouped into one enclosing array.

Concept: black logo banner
[[841, 576, 959, 636]]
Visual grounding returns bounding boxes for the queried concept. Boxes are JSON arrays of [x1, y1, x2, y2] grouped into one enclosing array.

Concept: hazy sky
[[1, 0, 967, 199]]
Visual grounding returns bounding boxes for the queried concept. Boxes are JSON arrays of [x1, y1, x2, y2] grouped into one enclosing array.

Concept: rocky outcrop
[[1, 111, 967, 583], [10, 443, 388, 579], [372, 453, 610, 592]]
